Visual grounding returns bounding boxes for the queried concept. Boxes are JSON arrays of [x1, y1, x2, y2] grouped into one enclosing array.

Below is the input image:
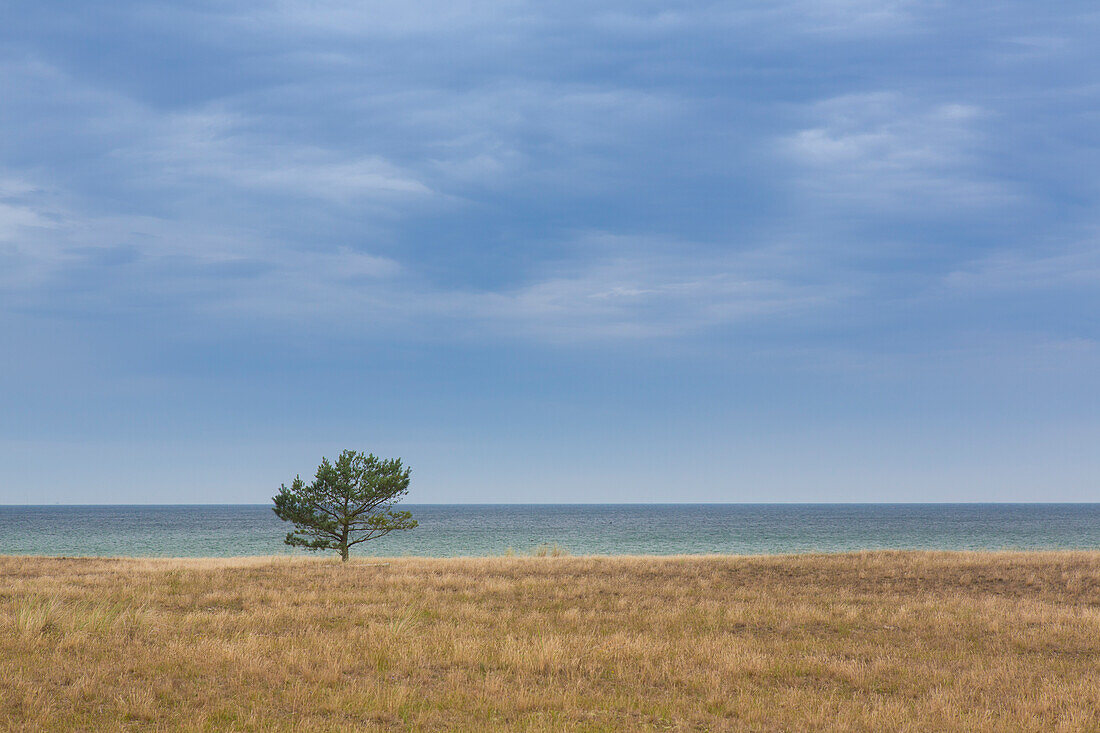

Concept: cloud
[[0, 201, 53, 240], [130, 110, 434, 203], [396, 233, 853, 340], [242, 0, 918, 40], [454, 265, 833, 340], [0, 177, 39, 198], [783, 92, 1014, 211], [1, 192, 847, 340], [0, 174, 67, 289], [944, 239, 1100, 291], [786, 0, 916, 35], [234, 0, 530, 36], [173, 231, 843, 341], [1, 0, 1097, 352]]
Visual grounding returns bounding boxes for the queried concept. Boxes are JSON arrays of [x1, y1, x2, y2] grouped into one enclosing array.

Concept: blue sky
[[1, 1, 1098, 503]]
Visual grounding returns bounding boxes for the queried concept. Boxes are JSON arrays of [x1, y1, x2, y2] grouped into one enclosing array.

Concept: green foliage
[[272, 450, 417, 561]]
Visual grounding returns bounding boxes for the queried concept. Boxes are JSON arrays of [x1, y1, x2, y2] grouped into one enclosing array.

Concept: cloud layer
[[3, 1, 1097, 343]]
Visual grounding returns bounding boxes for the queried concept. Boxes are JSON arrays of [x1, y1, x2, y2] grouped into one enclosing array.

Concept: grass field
[[3, 551, 1100, 731]]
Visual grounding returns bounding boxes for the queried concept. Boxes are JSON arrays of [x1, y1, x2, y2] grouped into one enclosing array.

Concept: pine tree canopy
[[272, 450, 417, 561]]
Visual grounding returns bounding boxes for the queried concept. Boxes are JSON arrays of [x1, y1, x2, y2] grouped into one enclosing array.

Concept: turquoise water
[[2, 504, 1100, 557]]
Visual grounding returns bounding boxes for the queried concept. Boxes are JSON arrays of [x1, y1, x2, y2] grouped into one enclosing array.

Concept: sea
[[2, 504, 1100, 558]]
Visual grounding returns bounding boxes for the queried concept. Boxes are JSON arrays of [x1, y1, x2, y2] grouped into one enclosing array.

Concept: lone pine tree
[[273, 450, 417, 561]]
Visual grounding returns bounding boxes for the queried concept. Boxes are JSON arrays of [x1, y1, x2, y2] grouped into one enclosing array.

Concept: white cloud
[[0, 164, 403, 305], [1, 59, 435, 210], [410, 234, 851, 340], [338, 81, 688, 195], [783, 92, 1013, 211], [0, 174, 67, 289], [149, 231, 850, 341], [0, 202, 53, 240], [129, 109, 434, 203]]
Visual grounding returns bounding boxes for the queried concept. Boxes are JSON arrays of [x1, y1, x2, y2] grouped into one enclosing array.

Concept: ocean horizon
[[3, 503, 1100, 558]]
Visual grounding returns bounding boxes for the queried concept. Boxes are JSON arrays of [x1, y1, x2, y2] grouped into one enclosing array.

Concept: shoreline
[[4, 547, 1100, 561]]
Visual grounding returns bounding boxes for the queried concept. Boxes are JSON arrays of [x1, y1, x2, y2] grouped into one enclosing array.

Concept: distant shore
[[4, 551, 1099, 729], [3, 546, 1099, 561]]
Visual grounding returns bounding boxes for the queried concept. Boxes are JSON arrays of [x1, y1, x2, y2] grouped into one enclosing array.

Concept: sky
[[1, 1, 1098, 504]]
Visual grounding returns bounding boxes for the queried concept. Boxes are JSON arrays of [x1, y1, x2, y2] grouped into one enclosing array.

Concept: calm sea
[[2, 504, 1100, 557]]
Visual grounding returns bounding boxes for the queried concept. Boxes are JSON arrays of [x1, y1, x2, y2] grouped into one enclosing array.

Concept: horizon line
[[4, 501, 1100, 507]]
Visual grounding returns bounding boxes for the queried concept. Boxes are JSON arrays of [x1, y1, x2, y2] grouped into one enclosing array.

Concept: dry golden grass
[[3, 551, 1100, 731]]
